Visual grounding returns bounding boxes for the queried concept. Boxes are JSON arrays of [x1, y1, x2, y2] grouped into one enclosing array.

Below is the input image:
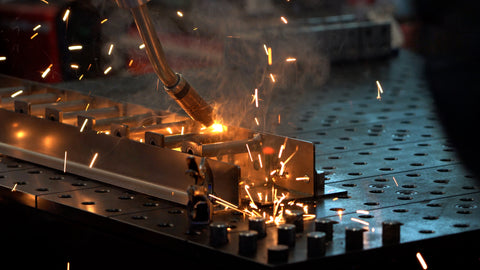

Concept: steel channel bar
[[0, 92, 59, 110]]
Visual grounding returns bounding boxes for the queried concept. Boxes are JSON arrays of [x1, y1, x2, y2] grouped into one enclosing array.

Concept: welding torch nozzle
[[115, 0, 215, 127]]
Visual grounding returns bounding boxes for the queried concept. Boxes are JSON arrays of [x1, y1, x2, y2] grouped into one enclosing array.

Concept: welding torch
[[114, 0, 215, 127]]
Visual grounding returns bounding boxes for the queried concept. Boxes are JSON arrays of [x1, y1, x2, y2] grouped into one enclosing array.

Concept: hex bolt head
[[268, 244, 289, 263], [382, 220, 403, 246], [209, 222, 229, 247], [277, 223, 296, 247], [238, 230, 258, 256], [285, 210, 304, 233], [315, 218, 335, 241], [307, 231, 326, 258], [248, 216, 266, 238], [345, 226, 367, 251]]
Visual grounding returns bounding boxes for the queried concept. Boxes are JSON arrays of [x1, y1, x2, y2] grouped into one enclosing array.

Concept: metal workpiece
[[277, 223, 296, 247], [345, 226, 367, 251], [79, 112, 155, 132], [248, 216, 267, 238], [382, 220, 403, 246], [14, 99, 89, 117], [124, 2, 215, 127], [209, 222, 229, 247], [307, 231, 326, 258]]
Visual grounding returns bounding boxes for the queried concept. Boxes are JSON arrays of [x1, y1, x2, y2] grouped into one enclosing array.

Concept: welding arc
[[127, 3, 214, 127]]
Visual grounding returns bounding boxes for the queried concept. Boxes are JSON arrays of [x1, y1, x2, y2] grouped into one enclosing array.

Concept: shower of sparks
[[10, 90, 23, 98], [89, 153, 99, 168], [68, 45, 83, 51], [246, 144, 253, 162], [103, 66, 112, 75], [139, 43, 145, 49], [0, 56, 6, 61], [356, 210, 370, 215], [100, 18, 108, 24], [62, 9, 71, 22], [208, 194, 257, 216], [33, 24, 41, 31], [351, 217, 369, 226], [267, 47, 272, 65], [269, 73, 276, 83], [11, 183, 17, 192], [244, 185, 258, 209], [295, 176, 309, 181], [286, 57, 296, 62], [79, 118, 88, 132], [41, 64, 53, 78], [177, 11, 184, 17], [257, 154, 263, 168], [376, 80, 384, 100], [393, 176, 399, 187], [108, 44, 114, 55], [416, 252, 428, 269], [283, 145, 299, 165], [280, 16, 288, 24], [30, 33, 39, 39], [63, 151, 67, 173], [254, 117, 260, 126]]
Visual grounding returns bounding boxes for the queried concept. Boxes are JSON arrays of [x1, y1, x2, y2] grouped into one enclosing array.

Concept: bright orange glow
[[210, 123, 225, 133], [101, 18, 108, 24], [269, 73, 276, 82], [286, 57, 296, 62], [16, 131, 26, 139], [416, 252, 428, 269], [30, 33, 38, 39], [280, 16, 288, 24], [10, 90, 23, 98], [177, 11, 184, 17], [41, 64, 53, 78], [62, 9, 70, 22], [267, 47, 272, 65]]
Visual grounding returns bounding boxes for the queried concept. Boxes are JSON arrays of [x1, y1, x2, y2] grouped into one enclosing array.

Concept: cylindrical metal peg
[[268, 245, 289, 263], [248, 216, 267, 238], [209, 222, 228, 247], [277, 223, 296, 247], [345, 226, 367, 251], [238, 230, 258, 256], [382, 220, 403, 246], [307, 231, 326, 258], [315, 218, 335, 241]]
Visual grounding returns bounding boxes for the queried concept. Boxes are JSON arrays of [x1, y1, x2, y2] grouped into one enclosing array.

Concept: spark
[[79, 118, 88, 132], [263, 44, 269, 55], [279, 161, 285, 175], [33, 24, 41, 31], [304, 214, 316, 220], [30, 33, 39, 39], [295, 176, 309, 181], [108, 44, 114, 55], [78, 74, 84, 80], [254, 88, 259, 107], [257, 154, 263, 168], [278, 144, 285, 159], [351, 217, 369, 226], [89, 152, 99, 168], [283, 145, 299, 165], [257, 192, 262, 201], [244, 185, 258, 209], [128, 59, 134, 67], [181, 126, 184, 135], [416, 252, 428, 270], [269, 73, 276, 83], [246, 144, 253, 162], [139, 43, 145, 49], [376, 80, 384, 100], [103, 66, 112, 75], [356, 210, 370, 215], [332, 197, 338, 201], [11, 183, 17, 192], [0, 56, 6, 61], [41, 64, 53, 78], [278, 114, 281, 124], [286, 57, 296, 62], [337, 209, 343, 221], [68, 45, 83, 51], [100, 18, 108, 24], [63, 151, 67, 173], [62, 9, 70, 22], [267, 47, 272, 65], [177, 11, 184, 17], [67, 262, 70, 270], [40, 0, 49, 4], [254, 117, 259, 126], [280, 16, 288, 24], [166, 127, 173, 134], [393, 176, 399, 187], [208, 194, 258, 216], [270, 170, 276, 176], [70, 64, 79, 69], [10, 90, 23, 98]]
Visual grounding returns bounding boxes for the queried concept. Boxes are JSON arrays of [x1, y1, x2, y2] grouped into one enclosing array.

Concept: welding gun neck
[[129, 3, 178, 87]]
